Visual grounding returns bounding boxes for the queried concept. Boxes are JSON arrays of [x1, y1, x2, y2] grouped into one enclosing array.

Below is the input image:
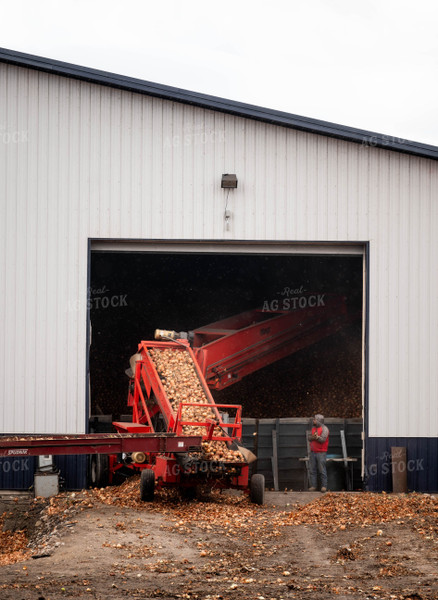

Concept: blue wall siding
[[55, 455, 88, 491], [2, 437, 436, 493], [0, 455, 87, 491], [0, 457, 36, 490], [365, 437, 438, 493]]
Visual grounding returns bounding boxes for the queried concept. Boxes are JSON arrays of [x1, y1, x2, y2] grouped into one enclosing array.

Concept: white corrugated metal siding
[[1, 62, 437, 437]]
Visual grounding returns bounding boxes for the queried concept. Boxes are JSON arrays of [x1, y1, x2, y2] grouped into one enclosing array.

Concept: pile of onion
[[149, 348, 244, 463]]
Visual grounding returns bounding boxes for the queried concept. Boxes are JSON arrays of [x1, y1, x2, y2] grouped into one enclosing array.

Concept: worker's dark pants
[[309, 451, 327, 489]]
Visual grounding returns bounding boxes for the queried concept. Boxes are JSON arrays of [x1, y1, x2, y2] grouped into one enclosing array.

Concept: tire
[[140, 469, 155, 502], [250, 473, 265, 505], [89, 454, 109, 488]]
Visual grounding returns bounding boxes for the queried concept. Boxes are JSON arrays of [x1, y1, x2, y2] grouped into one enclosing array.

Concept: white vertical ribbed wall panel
[[1, 62, 438, 436]]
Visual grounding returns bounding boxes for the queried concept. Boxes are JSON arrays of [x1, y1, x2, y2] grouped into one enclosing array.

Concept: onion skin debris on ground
[[0, 485, 437, 599]]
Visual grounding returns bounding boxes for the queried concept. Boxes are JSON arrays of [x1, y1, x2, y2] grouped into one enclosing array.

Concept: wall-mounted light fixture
[[221, 174, 237, 231], [221, 174, 238, 189]]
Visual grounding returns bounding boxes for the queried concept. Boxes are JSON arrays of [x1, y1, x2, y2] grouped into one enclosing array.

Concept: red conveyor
[[191, 294, 350, 390]]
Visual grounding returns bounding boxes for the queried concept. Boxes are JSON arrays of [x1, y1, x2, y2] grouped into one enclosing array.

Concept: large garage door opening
[[88, 245, 365, 489]]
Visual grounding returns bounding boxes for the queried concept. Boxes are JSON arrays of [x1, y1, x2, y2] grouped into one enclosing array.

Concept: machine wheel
[[140, 469, 155, 502], [89, 454, 109, 488], [250, 473, 265, 505]]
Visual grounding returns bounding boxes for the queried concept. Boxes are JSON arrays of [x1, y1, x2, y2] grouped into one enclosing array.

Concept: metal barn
[[0, 47, 437, 493]]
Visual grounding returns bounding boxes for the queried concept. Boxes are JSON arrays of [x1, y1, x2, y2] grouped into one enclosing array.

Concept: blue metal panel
[[55, 455, 88, 491], [365, 437, 438, 493], [0, 457, 36, 490], [0, 455, 87, 491]]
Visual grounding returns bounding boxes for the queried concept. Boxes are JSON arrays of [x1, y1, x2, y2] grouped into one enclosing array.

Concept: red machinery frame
[[0, 433, 202, 458], [174, 402, 242, 439], [109, 339, 250, 493]]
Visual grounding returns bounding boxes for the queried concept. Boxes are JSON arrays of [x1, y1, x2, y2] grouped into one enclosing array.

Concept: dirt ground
[[1, 482, 437, 600]]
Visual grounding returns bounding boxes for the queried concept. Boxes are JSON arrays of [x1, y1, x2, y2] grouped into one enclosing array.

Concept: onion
[[148, 348, 245, 463]]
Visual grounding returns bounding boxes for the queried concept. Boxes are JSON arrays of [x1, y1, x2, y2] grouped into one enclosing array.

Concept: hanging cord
[[224, 189, 231, 231]]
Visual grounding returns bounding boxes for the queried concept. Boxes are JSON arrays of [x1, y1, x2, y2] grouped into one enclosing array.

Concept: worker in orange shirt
[[307, 414, 329, 492]]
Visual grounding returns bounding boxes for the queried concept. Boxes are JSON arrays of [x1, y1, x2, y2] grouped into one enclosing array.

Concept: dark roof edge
[[1, 46, 438, 161]]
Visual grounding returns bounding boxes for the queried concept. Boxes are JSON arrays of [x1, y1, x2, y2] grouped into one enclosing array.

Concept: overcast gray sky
[[2, 0, 438, 146]]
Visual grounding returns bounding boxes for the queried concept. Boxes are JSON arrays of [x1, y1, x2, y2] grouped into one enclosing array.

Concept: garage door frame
[[86, 238, 369, 481]]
